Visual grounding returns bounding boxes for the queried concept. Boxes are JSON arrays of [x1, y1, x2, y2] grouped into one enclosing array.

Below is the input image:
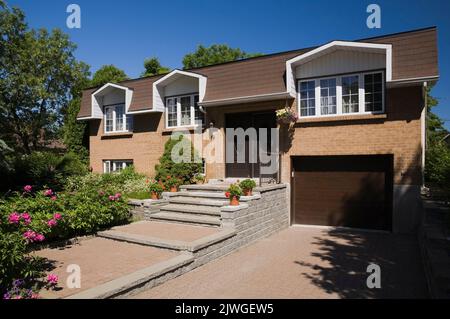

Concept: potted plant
[[276, 107, 298, 124], [165, 176, 181, 192], [225, 183, 243, 206], [148, 181, 164, 200], [239, 179, 256, 196]]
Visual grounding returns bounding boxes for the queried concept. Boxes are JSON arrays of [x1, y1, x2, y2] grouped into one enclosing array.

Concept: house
[[78, 27, 439, 233]]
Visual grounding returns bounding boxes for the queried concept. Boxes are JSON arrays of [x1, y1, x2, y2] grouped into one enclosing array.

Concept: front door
[[225, 111, 277, 178]]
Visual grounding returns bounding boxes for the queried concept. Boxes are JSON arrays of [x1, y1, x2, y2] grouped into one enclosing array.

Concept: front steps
[[149, 185, 258, 227]]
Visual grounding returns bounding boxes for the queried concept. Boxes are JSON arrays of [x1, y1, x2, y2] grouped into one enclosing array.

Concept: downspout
[[421, 82, 428, 187]]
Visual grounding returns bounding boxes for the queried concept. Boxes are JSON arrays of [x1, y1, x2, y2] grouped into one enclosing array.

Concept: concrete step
[[174, 191, 228, 199], [169, 196, 227, 207], [180, 184, 230, 193], [161, 203, 221, 216], [150, 212, 221, 226]]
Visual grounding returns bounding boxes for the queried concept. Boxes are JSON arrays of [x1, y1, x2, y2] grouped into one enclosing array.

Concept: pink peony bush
[[1, 185, 130, 298]]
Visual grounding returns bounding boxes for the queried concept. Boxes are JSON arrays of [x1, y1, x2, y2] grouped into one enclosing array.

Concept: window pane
[[105, 107, 113, 132], [320, 78, 337, 115], [364, 73, 383, 112], [115, 105, 125, 131], [342, 75, 359, 113], [167, 98, 177, 127], [193, 95, 204, 125], [180, 96, 191, 126], [299, 80, 315, 117]]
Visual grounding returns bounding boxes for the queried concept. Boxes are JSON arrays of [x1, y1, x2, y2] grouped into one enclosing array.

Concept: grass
[[126, 191, 150, 200]]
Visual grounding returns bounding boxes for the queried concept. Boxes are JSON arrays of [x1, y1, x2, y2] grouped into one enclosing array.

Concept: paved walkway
[[133, 227, 427, 299], [33, 237, 178, 298]]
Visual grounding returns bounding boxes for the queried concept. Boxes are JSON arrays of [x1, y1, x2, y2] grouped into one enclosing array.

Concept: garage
[[292, 155, 393, 231]]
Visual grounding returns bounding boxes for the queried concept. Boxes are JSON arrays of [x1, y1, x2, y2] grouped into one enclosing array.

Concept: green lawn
[[126, 191, 150, 200]]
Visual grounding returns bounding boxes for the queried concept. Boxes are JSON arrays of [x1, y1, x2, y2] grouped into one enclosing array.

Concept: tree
[[62, 63, 128, 160], [424, 83, 450, 190], [182, 44, 262, 69], [89, 64, 128, 88], [141, 57, 170, 77], [0, 2, 89, 154], [426, 83, 447, 143]]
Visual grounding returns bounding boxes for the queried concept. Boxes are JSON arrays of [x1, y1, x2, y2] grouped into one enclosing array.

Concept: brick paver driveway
[[133, 227, 427, 299]]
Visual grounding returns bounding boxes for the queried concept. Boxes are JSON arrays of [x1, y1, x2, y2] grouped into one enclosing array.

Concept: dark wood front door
[[225, 111, 277, 178], [292, 155, 393, 231]]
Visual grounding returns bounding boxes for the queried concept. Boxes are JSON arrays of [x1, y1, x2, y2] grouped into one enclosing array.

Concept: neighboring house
[[78, 27, 439, 233]]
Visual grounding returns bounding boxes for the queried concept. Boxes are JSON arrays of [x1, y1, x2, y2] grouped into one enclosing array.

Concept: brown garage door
[[292, 155, 393, 231]]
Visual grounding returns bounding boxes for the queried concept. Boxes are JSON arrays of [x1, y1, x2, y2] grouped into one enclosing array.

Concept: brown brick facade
[[89, 85, 423, 189]]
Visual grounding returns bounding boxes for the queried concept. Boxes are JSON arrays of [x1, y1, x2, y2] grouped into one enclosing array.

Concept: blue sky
[[7, 0, 450, 128]]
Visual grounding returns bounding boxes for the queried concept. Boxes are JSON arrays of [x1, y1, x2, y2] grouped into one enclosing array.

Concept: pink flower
[[114, 193, 122, 199], [23, 230, 36, 241], [50, 196, 57, 201], [108, 195, 115, 201], [21, 212, 31, 225], [23, 231, 44, 242], [53, 213, 62, 220], [43, 189, 53, 196], [98, 190, 105, 196], [46, 274, 58, 286], [23, 185, 32, 192], [47, 219, 57, 228], [30, 293, 39, 299], [34, 233, 45, 242], [8, 212, 20, 224]]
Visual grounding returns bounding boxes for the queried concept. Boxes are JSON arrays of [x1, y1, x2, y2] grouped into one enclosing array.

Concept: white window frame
[[103, 160, 133, 173], [103, 103, 133, 133], [165, 94, 202, 128], [297, 71, 385, 118]]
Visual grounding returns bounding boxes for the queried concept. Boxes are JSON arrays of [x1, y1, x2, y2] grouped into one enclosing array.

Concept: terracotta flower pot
[[170, 186, 178, 192], [243, 189, 253, 196], [230, 196, 240, 206], [150, 192, 159, 200]]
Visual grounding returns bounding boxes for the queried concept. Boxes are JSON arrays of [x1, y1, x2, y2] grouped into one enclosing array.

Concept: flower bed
[[0, 184, 131, 299]]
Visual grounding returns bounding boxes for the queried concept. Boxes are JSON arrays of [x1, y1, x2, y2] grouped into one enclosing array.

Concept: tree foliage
[[424, 83, 450, 190], [0, 2, 88, 154], [182, 44, 262, 69], [141, 57, 170, 77], [89, 64, 128, 88]]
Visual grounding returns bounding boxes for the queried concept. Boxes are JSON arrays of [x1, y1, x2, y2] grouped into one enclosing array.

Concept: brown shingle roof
[[78, 27, 438, 119]]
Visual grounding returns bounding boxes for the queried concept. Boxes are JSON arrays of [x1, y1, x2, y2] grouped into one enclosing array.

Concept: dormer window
[[165, 94, 204, 128], [298, 71, 384, 118], [104, 103, 133, 133]]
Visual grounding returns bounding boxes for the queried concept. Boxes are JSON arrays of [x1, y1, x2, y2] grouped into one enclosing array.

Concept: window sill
[[101, 132, 133, 139], [162, 126, 204, 133], [296, 113, 387, 124]]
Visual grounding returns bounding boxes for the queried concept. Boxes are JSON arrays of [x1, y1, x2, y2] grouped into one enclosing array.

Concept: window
[[104, 104, 133, 133], [320, 78, 337, 115], [103, 160, 133, 173], [297, 71, 384, 118], [299, 80, 316, 116], [342, 75, 359, 113], [194, 95, 205, 125], [364, 73, 383, 112], [165, 94, 203, 128]]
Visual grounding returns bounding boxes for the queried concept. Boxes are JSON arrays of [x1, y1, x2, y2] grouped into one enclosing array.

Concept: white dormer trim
[[90, 83, 134, 118], [153, 69, 207, 112], [286, 41, 392, 96]]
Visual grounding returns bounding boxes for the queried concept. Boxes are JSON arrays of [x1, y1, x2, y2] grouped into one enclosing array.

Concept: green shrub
[[425, 141, 450, 190], [3, 151, 88, 193], [155, 135, 202, 185]]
